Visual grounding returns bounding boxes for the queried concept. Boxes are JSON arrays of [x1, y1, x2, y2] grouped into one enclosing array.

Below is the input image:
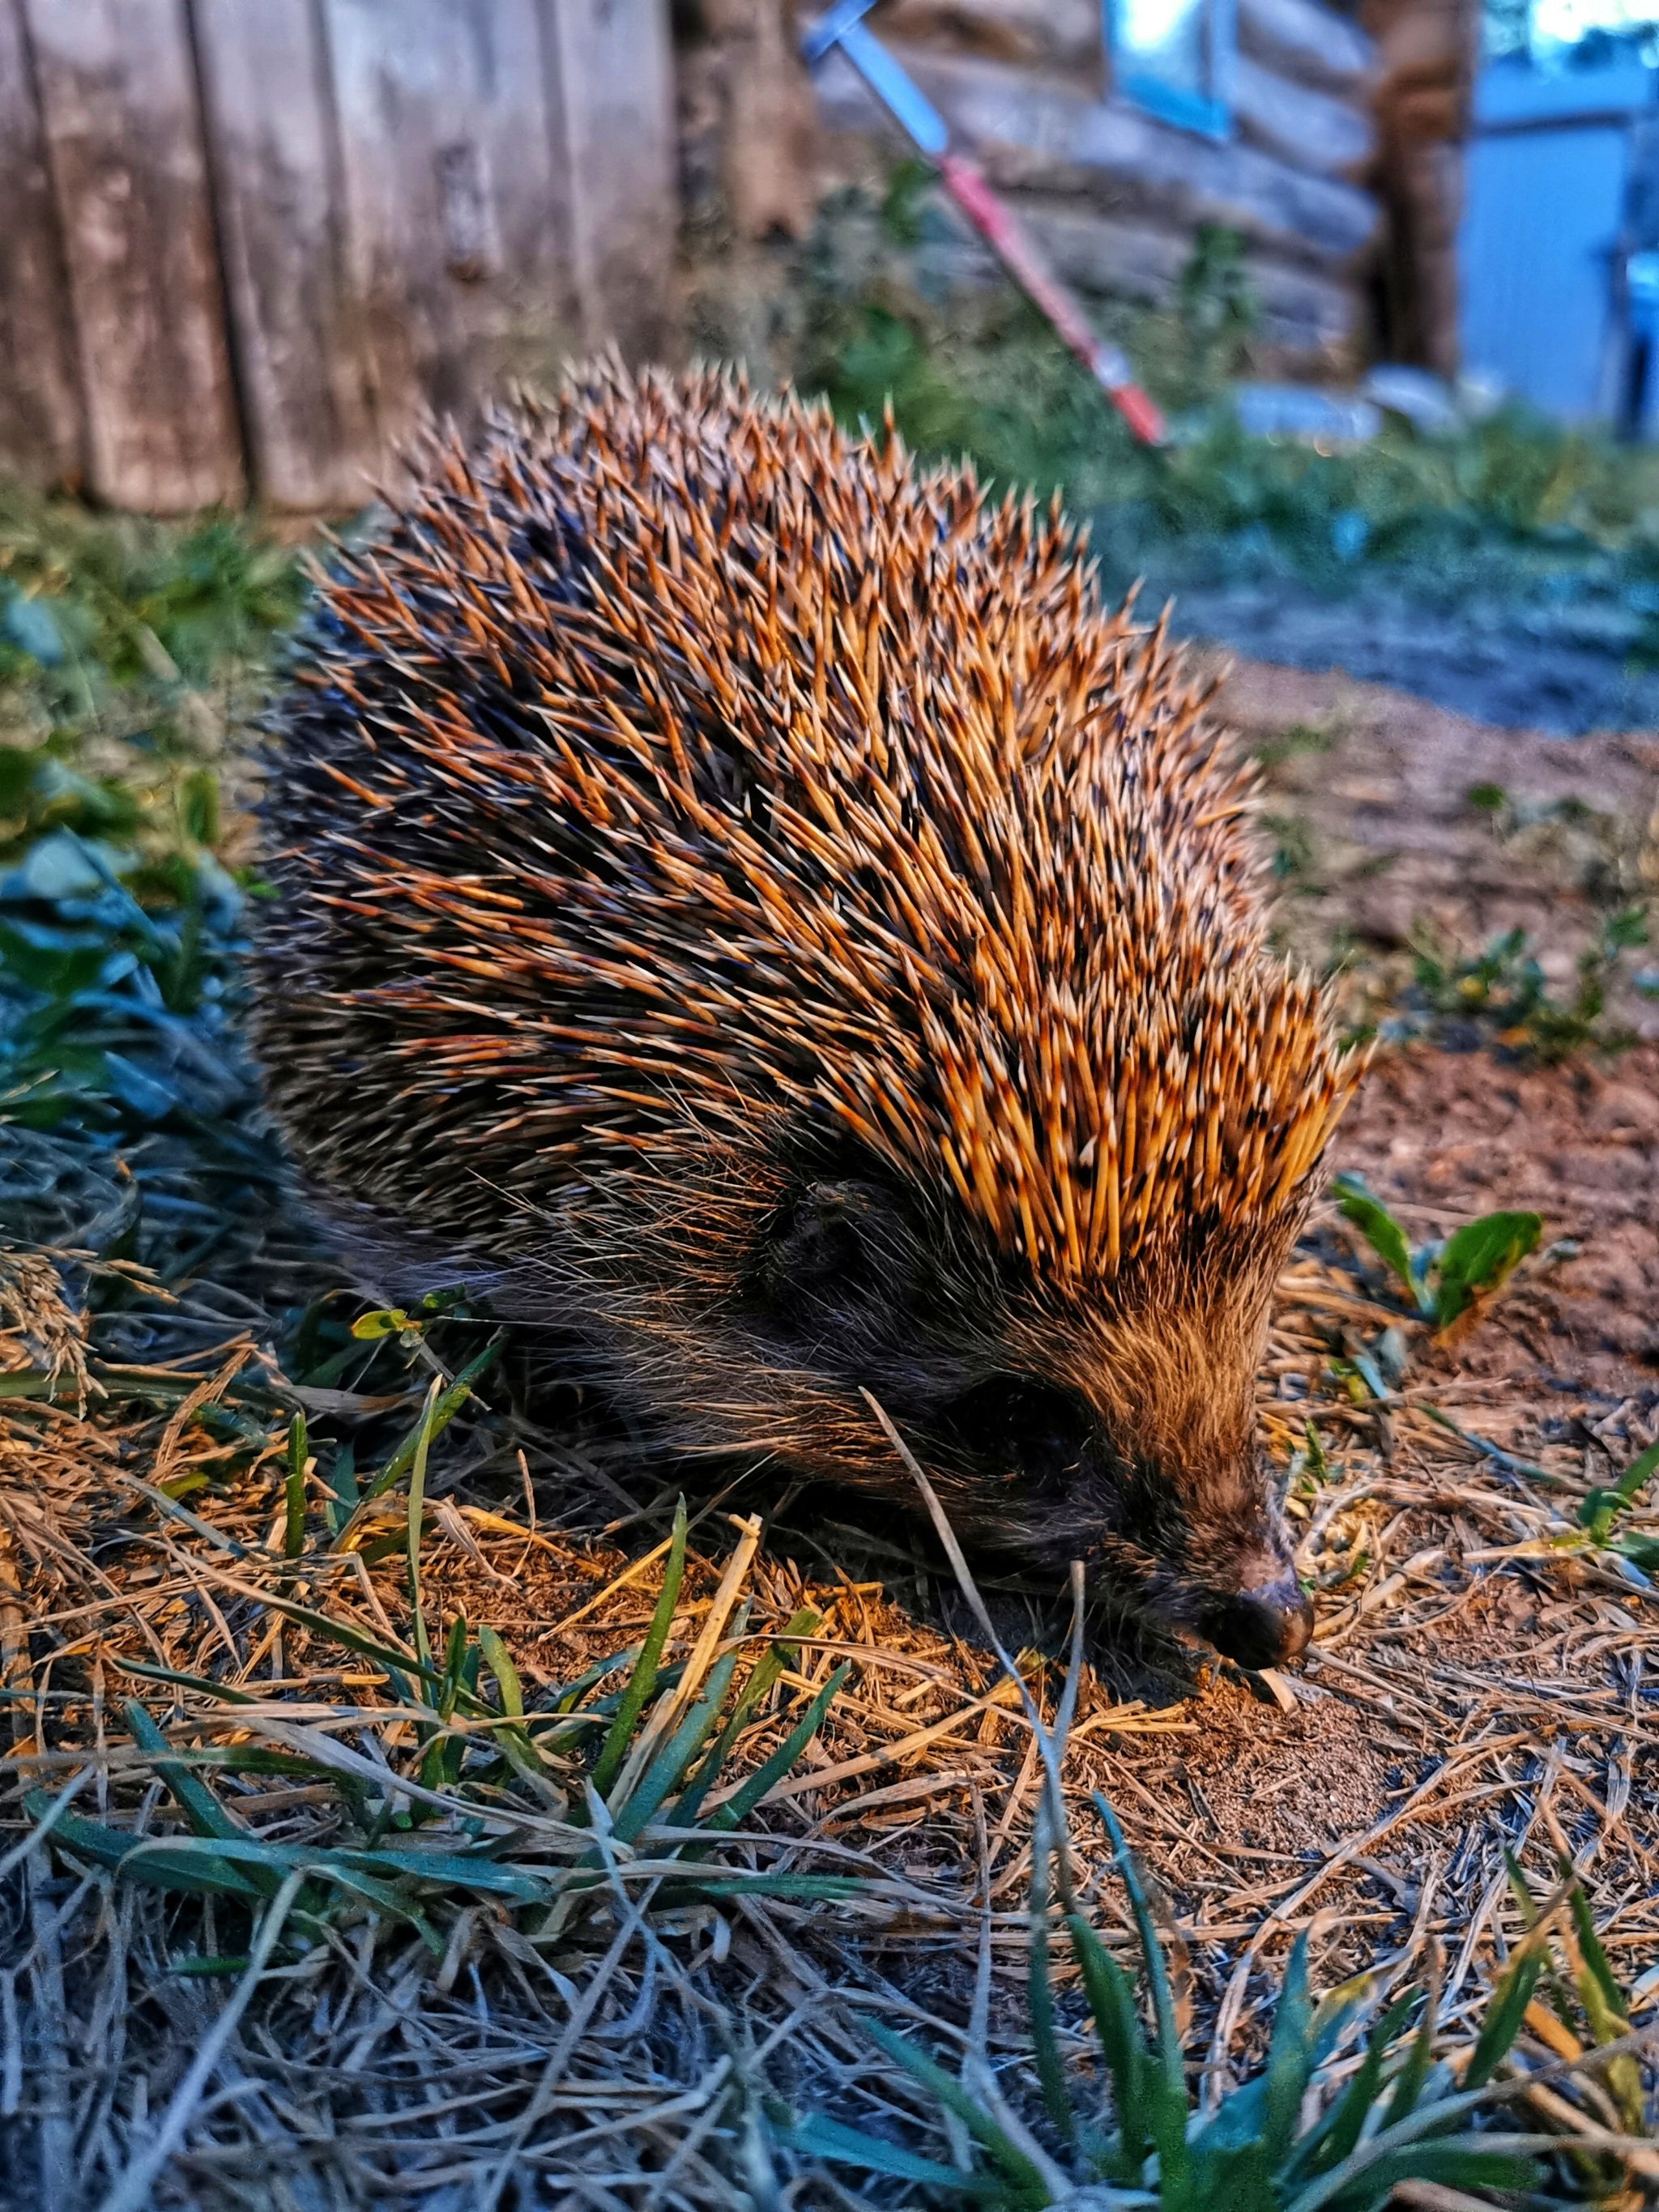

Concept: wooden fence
[[0, 0, 676, 513]]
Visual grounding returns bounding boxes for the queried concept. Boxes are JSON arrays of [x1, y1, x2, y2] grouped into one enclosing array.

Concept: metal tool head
[[800, 0, 880, 66]]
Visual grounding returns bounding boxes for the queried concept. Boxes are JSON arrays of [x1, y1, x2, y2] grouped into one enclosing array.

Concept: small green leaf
[[1431, 1210, 1542, 1331], [1333, 1174, 1420, 1307], [351, 1308, 411, 1340], [591, 1501, 686, 1801]]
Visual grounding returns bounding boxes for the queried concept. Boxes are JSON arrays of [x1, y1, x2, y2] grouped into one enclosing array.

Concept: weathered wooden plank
[[1014, 202, 1360, 355], [190, 0, 378, 510], [0, 0, 83, 488], [1239, 0, 1373, 92], [320, 0, 582, 462], [1234, 50, 1374, 174], [539, 0, 678, 358], [872, 0, 1103, 76], [21, 0, 243, 512], [812, 42, 1378, 262]]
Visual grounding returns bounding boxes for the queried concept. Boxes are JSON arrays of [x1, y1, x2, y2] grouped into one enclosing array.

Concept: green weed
[[1332, 1174, 1542, 1338], [31, 1490, 855, 1961], [0, 488, 305, 1137], [1403, 913, 1651, 1063]]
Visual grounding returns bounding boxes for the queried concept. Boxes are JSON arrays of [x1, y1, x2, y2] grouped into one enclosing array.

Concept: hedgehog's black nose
[[1202, 1579, 1314, 1671]]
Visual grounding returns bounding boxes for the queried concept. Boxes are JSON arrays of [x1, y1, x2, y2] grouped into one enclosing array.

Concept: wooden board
[[21, 0, 244, 512], [0, 0, 83, 488], [1024, 202, 1360, 356], [540, 0, 678, 359], [1239, 0, 1373, 92], [190, 0, 378, 510], [1234, 50, 1374, 176], [814, 41, 1378, 262], [320, 0, 582, 462]]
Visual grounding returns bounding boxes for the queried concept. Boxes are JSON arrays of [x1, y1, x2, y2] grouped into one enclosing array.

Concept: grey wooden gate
[[0, 0, 676, 511]]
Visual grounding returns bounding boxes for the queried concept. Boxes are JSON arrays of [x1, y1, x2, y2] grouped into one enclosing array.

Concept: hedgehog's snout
[[1200, 1575, 1314, 1671]]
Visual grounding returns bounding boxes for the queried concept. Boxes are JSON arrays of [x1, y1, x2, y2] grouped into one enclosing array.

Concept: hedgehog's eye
[[752, 1178, 919, 1320], [941, 1378, 1093, 1497]]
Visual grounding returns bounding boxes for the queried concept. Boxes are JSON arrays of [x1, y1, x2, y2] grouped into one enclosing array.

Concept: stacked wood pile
[[0, 0, 676, 513], [811, 0, 1380, 369]]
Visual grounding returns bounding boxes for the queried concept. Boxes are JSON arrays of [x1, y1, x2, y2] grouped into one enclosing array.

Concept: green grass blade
[[113, 1658, 258, 1706], [1380, 1974, 1437, 2133], [703, 1661, 850, 1832], [224, 1584, 449, 1703], [323, 1442, 357, 1537], [122, 1700, 253, 1852], [1092, 1792, 1183, 2095], [34, 1800, 268, 1902], [590, 1500, 687, 1801], [1462, 1947, 1543, 2090], [860, 2019, 1050, 2201], [439, 1612, 468, 1718], [609, 1648, 741, 1844], [1261, 1930, 1316, 2167], [478, 1624, 524, 1719], [1067, 1914, 1151, 2164], [768, 2110, 983, 2190], [284, 1413, 307, 1558], [669, 1606, 819, 1827], [1027, 1807, 1075, 2146], [1566, 1875, 1627, 2031], [1288, 1995, 1415, 2181], [405, 1379, 441, 1678], [361, 1338, 501, 1503], [1328, 2143, 1542, 2207], [1613, 1435, 1659, 1505]]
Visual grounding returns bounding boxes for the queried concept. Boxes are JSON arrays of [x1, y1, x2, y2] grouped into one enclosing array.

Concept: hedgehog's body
[[255, 366, 1358, 1668]]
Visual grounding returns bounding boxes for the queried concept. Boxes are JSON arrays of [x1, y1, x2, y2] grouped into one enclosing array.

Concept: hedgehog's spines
[[262, 366, 1360, 1288]]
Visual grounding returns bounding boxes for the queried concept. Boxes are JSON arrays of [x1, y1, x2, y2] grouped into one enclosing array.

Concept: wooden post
[[540, 0, 679, 360], [20, 0, 245, 512], [319, 0, 583, 462], [189, 0, 379, 510], [0, 0, 83, 489]]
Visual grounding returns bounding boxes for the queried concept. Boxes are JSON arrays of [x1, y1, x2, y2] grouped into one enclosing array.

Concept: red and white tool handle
[[936, 155, 1166, 446]]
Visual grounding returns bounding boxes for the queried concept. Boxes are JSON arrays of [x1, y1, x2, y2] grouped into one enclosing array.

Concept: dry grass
[[0, 1171, 1654, 2208]]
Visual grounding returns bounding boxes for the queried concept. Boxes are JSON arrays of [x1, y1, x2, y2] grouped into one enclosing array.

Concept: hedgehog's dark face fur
[[255, 365, 1361, 1674], [497, 1138, 1313, 1670], [753, 1171, 1311, 1665]]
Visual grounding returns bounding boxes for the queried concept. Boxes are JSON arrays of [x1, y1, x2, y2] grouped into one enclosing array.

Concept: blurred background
[[10, 0, 1659, 736]]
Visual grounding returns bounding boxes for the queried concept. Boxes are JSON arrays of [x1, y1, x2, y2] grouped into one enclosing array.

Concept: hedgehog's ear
[[752, 1178, 919, 1321]]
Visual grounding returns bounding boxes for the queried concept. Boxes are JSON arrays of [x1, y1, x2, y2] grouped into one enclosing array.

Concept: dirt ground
[[3, 651, 1657, 2205], [1218, 650, 1659, 1402]]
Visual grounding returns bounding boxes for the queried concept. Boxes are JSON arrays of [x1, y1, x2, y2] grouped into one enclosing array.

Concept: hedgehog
[[253, 362, 1362, 1672]]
